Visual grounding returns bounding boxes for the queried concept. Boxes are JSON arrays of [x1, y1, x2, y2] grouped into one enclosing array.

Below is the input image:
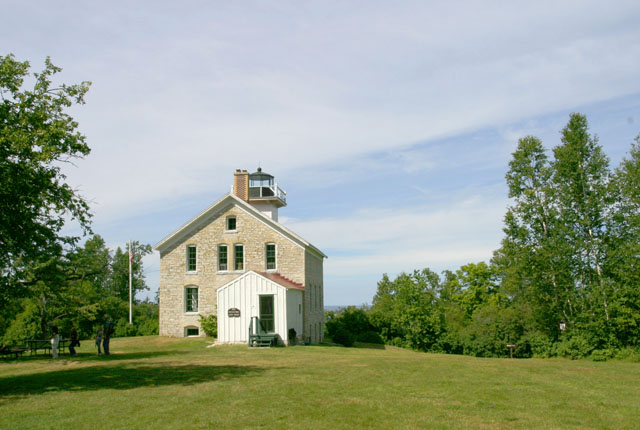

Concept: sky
[[3, 1, 640, 306]]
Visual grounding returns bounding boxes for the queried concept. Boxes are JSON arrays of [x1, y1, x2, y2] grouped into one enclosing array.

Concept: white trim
[[233, 243, 245, 272], [265, 242, 277, 272], [225, 215, 237, 232], [186, 244, 197, 273], [217, 243, 229, 272], [184, 326, 200, 337], [185, 285, 199, 313], [154, 194, 326, 259]]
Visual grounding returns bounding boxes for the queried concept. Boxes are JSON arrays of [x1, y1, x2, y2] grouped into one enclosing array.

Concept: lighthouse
[[233, 168, 287, 221]]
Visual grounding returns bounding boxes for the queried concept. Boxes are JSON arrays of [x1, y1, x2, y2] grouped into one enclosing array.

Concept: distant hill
[[324, 305, 347, 312]]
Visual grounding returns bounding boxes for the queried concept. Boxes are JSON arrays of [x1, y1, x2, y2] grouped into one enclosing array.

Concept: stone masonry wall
[[304, 250, 324, 343], [159, 204, 306, 337]]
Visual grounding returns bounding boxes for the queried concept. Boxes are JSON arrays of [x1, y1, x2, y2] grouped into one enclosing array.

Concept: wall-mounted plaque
[[228, 308, 241, 318]]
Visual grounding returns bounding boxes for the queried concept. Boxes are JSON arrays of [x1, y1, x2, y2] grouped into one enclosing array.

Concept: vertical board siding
[[217, 272, 293, 344]]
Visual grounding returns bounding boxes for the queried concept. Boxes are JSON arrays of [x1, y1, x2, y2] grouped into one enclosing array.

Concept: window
[[226, 216, 236, 231], [218, 244, 228, 271], [185, 286, 198, 313], [186, 245, 197, 272], [266, 243, 276, 271], [234, 244, 244, 271], [185, 326, 199, 337]]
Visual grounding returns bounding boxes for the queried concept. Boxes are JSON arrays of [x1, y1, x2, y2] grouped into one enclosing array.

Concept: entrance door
[[259, 295, 274, 333]]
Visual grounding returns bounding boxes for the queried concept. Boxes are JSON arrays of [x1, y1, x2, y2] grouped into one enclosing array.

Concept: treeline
[[327, 114, 640, 360], [0, 236, 158, 344]]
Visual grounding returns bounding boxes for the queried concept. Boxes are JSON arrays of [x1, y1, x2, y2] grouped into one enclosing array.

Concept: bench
[[0, 346, 28, 359], [25, 339, 68, 356]]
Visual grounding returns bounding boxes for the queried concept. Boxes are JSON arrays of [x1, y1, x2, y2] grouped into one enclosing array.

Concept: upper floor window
[[226, 216, 236, 231], [234, 244, 244, 271], [186, 245, 197, 272], [266, 243, 276, 271], [185, 286, 198, 313], [218, 244, 228, 271]]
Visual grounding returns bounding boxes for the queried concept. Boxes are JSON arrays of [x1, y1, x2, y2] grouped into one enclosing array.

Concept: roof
[[217, 270, 305, 293], [153, 193, 327, 259], [257, 272, 305, 291]]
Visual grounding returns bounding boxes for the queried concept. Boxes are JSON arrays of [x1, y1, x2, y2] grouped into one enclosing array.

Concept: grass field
[[1, 337, 639, 429]]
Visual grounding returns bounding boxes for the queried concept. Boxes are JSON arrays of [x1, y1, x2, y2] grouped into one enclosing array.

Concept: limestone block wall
[[159, 204, 306, 337], [304, 250, 325, 343]]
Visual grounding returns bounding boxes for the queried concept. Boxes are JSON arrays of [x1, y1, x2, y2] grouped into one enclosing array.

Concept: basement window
[[185, 326, 199, 337]]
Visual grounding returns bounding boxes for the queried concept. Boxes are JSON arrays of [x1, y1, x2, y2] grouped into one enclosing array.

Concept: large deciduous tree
[[0, 54, 92, 302]]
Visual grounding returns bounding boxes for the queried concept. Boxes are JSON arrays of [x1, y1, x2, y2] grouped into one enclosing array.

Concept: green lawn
[[1, 337, 638, 429]]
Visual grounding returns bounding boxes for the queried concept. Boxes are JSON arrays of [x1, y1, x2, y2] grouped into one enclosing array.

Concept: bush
[[590, 349, 616, 362], [356, 330, 384, 344], [199, 314, 217, 338], [114, 318, 138, 337], [137, 318, 159, 336], [554, 334, 594, 359], [332, 327, 355, 347], [522, 332, 553, 358], [1, 301, 41, 345], [616, 347, 640, 362]]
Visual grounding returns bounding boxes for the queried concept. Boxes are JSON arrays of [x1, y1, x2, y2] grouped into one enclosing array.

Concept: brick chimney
[[233, 169, 249, 201]]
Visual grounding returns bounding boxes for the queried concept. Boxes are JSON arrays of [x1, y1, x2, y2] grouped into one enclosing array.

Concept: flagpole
[[129, 240, 133, 325]]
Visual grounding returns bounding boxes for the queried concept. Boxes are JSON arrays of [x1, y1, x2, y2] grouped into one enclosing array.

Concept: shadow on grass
[[352, 342, 386, 350], [8, 349, 193, 363], [0, 363, 264, 400]]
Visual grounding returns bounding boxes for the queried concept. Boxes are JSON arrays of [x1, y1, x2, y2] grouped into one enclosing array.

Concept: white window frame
[[218, 244, 228, 272], [233, 243, 244, 272], [265, 243, 277, 271], [185, 285, 199, 313], [226, 215, 237, 232], [185, 326, 199, 337], [186, 245, 197, 273]]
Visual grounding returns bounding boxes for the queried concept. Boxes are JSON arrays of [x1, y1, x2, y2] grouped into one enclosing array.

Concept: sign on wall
[[228, 308, 241, 318]]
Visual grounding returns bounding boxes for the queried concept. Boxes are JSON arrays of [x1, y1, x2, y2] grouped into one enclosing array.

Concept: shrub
[[332, 327, 355, 347], [137, 318, 159, 336], [356, 331, 384, 344], [554, 334, 594, 359], [616, 347, 640, 362], [1, 301, 41, 345], [590, 349, 616, 362], [199, 314, 217, 338], [114, 318, 138, 337], [522, 332, 553, 358]]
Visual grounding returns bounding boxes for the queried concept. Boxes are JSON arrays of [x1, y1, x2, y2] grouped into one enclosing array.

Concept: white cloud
[[27, 0, 636, 222], [283, 190, 508, 278]]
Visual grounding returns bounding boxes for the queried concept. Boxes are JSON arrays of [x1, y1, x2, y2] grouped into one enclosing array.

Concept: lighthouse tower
[[232, 168, 287, 221]]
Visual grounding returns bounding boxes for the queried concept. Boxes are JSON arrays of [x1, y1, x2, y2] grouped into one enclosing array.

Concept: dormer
[[233, 168, 286, 221]]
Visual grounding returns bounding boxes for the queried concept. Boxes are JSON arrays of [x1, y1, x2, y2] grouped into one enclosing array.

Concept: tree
[[107, 241, 153, 302], [370, 269, 444, 351], [0, 54, 92, 303]]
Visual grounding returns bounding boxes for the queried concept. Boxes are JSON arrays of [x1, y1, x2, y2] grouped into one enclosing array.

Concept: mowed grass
[[1, 337, 639, 429]]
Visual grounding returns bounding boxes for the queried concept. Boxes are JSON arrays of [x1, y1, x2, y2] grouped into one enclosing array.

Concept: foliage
[[370, 269, 443, 351], [199, 314, 217, 338], [0, 235, 157, 341], [554, 333, 595, 360], [0, 54, 92, 303], [325, 306, 375, 346], [359, 114, 640, 360]]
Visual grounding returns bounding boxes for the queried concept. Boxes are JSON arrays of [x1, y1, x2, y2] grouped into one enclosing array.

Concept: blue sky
[[3, 1, 640, 305]]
